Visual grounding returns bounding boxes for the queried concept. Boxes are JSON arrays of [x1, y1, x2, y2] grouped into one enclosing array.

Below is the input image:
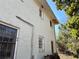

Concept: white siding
[[0, 0, 57, 59]]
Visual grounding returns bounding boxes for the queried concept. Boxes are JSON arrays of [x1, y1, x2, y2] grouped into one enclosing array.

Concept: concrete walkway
[[59, 53, 77, 59]]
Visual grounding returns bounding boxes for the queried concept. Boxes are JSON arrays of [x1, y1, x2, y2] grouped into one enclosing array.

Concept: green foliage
[[66, 16, 79, 38], [70, 29, 77, 38], [57, 25, 69, 51], [57, 25, 77, 53], [67, 16, 79, 29], [53, 0, 79, 53], [53, 0, 79, 16], [66, 43, 73, 49]]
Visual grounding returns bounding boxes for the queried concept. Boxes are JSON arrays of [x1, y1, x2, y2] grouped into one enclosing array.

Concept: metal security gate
[[0, 24, 17, 59]]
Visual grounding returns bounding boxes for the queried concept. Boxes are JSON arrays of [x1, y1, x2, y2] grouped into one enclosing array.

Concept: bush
[[73, 54, 78, 58], [44, 53, 60, 59]]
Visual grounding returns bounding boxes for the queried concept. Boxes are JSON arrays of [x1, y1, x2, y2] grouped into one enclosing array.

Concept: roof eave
[[33, 0, 59, 24]]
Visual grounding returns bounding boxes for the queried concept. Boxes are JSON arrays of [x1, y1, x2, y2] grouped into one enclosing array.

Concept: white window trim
[[0, 20, 20, 59], [39, 35, 45, 52]]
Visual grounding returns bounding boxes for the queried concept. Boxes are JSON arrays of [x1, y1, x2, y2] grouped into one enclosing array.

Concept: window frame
[[0, 24, 17, 59], [39, 35, 45, 52], [39, 37, 43, 49], [50, 21, 52, 27], [0, 20, 19, 59], [39, 9, 42, 17]]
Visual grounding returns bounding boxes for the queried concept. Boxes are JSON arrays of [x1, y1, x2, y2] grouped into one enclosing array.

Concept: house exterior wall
[[0, 0, 57, 59]]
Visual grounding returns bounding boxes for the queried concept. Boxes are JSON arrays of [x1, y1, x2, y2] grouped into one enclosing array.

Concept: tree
[[53, 0, 79, 53], [52, 0, 79, 38], [57, 24, 77, 53], [57, 25, 70, 52], [53, 0, 79, 16]]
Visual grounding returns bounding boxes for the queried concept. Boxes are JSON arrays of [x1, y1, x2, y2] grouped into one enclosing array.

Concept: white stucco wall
[[0, 0, 57, 59]]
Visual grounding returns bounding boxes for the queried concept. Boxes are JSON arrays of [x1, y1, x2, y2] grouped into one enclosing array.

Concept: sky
[[47, 0, 68, 39]]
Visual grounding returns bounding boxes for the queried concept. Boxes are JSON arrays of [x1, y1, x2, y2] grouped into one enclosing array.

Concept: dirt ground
[[59, 53, 77, 59]]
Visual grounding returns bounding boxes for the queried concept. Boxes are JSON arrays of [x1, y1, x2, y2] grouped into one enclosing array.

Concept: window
[[39, 9, 42, 17], [39, 5, 44, 17], [39, 36, 45, 52], [50, 21, 52, 27], [0, 24, 17, 59], [39, 38, 42, 48], [39, 9, 45, 20], [39, 36, 44, 49], [39, 5, 45, 20]]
